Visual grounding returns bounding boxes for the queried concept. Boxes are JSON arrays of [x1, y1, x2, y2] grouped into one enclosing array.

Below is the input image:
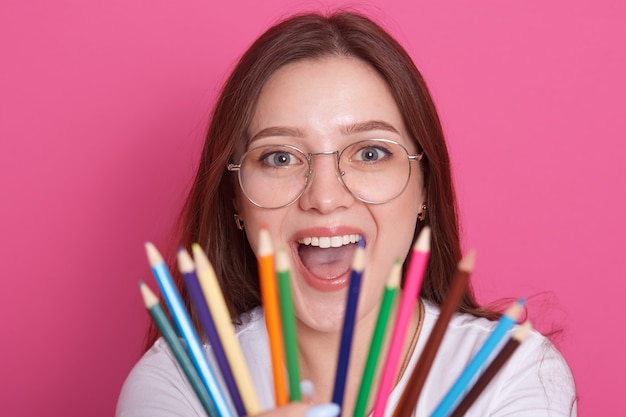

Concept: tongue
[[298, 244, 356, 279]]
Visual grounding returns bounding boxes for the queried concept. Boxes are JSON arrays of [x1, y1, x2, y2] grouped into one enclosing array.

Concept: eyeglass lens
[[236, 139, 413, 208]]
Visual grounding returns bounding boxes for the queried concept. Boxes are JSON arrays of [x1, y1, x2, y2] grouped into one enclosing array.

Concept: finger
[[305, 403, 341, 417], [300, 380, 314, 404], [251, 403, 309, 417]]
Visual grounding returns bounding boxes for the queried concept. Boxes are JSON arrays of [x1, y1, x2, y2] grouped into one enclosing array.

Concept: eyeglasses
[[227, 138, 423, 209]]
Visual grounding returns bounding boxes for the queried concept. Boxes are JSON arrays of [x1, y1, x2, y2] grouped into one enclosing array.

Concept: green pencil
[[275, 246, 302, 401], [353, 260, 401, 417], [139, 281, 217, 417]]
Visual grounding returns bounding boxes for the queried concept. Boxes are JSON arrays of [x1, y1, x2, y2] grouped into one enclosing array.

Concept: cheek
[[401, 170, 425, 217], [239, 202, 290, 256], [381, 174, 423, 251]]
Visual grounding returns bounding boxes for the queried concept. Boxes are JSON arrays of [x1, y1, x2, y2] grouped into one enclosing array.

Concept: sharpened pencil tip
[[413, 226, 431, 252], [145, 242, 163, 266], [139, 281, 159, 307], [276, 246, 290, 272], [458, 249, 477, 272], [177, 247, 195, 273], [386, 259, 403, 288], [191, 243, 218, 282], [504, 298, 526, 321], [258, 227, 274, 257], [351, 242, 366, 272], [513, 321, 533, 342], [190, 243, 205, 263]]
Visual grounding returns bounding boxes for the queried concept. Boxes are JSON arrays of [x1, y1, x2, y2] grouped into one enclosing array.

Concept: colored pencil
[[448, 321, 532, 417], [353, 259, 402, 417], [139, 282, 217, 417], [392, 250, 475, 417], [192, 244, 261, 415], [332, 238, 366, 409], [372, 226, 431, 417], [258, 227, 289, 406], [178, 248, 246, 417], [430, 298, 526, 417], [275, 246, 302, 401], [145, 242, 233, 417]]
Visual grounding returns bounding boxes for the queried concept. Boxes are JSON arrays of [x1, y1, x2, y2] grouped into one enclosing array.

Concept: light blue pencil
[[145, 242, 234, 417], [430, 298, 526, 417]]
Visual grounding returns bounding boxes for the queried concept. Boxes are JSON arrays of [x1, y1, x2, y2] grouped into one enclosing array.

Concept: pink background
[[1, 0, 624, 415]]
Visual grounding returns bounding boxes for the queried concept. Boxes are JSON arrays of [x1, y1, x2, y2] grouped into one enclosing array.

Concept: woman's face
[[236, 57, 425, 332]]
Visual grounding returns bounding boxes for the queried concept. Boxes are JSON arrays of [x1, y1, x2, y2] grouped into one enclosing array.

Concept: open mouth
[[296, 234, 362, 283]]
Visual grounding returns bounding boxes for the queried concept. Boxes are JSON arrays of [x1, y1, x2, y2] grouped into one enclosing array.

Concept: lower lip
[[290, 247, 352, 292]]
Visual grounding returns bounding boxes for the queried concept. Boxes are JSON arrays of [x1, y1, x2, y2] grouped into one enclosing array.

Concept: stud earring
[[417, 203, 427, 222], [234, 213, 245, 230]]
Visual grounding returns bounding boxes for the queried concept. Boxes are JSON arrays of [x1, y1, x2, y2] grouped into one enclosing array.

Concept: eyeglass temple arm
[[409, 152, 425, 162]]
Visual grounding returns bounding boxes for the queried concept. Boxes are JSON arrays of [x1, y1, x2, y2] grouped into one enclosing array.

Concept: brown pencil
[[448, 321, 532, 417], [392, 250, 475, 417]]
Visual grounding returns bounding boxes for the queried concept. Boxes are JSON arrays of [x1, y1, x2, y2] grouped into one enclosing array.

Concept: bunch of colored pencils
[[140, 225, 531, 417], [142, 243, 261, 417]]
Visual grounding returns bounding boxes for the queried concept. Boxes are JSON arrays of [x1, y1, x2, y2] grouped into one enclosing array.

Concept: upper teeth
[[298, 234, 361, 249]]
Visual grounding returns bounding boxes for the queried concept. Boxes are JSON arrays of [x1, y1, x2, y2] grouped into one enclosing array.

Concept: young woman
[[117, 11, 577, 417]]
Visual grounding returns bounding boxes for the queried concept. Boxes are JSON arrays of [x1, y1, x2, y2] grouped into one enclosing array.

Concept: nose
[[298, 151, 355, 213]]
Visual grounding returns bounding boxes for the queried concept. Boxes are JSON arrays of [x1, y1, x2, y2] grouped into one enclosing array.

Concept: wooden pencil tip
[[504, 298, 527, 321], [387, 259, 403, 288], [513, 321, 533, 342], [276, 246, 290, 272], [191, 243, 205, 262], [458, 249, 477, 272], [145, 242, 163, 266], [352, 242, 366, 272], [139, 281, 159, 308], [413, 226, 431, 252], [177, 247, 195, 273], [191, 243, 218, 282], [258, 227, 274, 257]]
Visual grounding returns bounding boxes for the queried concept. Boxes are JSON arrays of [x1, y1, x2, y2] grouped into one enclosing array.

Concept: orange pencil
[[258, 226, 289, 406]]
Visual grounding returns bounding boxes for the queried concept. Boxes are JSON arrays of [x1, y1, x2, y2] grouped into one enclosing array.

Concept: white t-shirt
[[116, 300, 577, 416]]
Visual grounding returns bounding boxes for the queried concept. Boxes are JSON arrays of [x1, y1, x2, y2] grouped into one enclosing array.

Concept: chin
[[294, 299, 349, 334]]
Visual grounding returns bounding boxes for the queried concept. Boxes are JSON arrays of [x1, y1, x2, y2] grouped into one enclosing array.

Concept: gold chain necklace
[[395, 298, 425, 385]]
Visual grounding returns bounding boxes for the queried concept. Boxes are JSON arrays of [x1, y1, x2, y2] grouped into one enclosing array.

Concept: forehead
[[247, 56, 409, 144]]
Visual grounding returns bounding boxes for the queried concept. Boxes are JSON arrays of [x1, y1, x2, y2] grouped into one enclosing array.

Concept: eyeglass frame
[[226, 138, 424, 209]]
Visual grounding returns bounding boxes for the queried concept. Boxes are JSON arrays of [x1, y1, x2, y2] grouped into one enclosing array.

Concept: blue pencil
[[178, 248, 246, 417], [430, 298, 526, 417], [145, 242, 234, 417], [331, 239, 366, 409]]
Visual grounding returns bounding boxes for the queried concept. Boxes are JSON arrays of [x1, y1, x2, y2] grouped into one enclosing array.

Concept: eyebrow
[[249, 120, 400, 143], [340, 120, 400, 136], [249, 126, 306, 142]]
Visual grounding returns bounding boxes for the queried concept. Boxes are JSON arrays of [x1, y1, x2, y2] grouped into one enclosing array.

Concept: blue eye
[[260, 149, 302, 167], [272, 152, 290, 166], [355, 146, 390, 162]]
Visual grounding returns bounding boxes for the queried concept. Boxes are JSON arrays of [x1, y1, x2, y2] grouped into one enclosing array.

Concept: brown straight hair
[[145, 11, 497, 351]]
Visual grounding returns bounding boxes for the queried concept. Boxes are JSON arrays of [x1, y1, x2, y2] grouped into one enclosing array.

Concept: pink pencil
[[372, 226, 431, 417]]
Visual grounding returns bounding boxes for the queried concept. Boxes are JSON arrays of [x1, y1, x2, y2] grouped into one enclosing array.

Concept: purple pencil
[[178, 248, 246, 417]]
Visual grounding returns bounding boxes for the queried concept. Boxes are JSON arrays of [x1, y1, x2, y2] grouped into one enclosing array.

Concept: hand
[[251, 403, 340, 417]]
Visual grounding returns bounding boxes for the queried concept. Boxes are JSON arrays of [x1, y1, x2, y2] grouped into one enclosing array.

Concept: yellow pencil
[[192, 244, 261, 415]]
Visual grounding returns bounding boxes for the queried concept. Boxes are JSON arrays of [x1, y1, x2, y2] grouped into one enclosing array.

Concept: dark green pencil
[[139, 281, 217, 417]]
